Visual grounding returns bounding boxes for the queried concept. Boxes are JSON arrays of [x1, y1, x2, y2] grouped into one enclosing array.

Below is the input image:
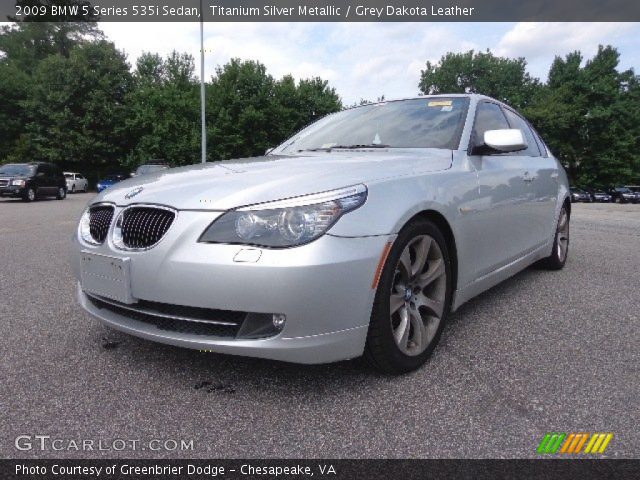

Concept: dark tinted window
[[472, 102, 509, 147], [530, 127, 549, 157], [0, 164, 35, 176], [503, 109, 541, 157]]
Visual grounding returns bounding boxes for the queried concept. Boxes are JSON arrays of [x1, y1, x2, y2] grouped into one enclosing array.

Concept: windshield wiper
[[332, 144, 390, 149], [298, 144, 389, 152], [297, 147, 333, 152]]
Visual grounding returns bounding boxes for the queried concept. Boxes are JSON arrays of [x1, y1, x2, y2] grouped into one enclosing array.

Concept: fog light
[[272, 314, 286, 330]]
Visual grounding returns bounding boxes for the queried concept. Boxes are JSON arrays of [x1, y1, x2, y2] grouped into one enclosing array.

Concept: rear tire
[[538, 204, 569, 270], [364, 219, 452, 374]]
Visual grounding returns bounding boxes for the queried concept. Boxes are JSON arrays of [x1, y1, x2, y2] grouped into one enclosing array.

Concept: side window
[[503, 109, 541, 157], [36, 165, 47, 176], [77, 174, 84, 180], [472, 102, 510, 149], [531, 128, 549, 158]]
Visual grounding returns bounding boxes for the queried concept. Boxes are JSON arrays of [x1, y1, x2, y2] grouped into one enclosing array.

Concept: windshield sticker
[[428, 100, 453, 107]]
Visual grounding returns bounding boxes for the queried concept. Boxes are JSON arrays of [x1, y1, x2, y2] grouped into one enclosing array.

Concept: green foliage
[[419, 50, 539, 109], [0, 18, 342, 177], [206, 59, 341, 160], [523, 46, 640, 186], [124, 51, 200, 168], [420, 46, 640, 185], [24, 40, 132, 182]]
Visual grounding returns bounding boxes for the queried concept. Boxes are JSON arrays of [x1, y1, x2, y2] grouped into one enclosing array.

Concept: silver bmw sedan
[[71, 94, 570, 373]]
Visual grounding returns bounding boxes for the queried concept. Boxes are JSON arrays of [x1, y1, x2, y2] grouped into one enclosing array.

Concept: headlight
[[79, 209, 100, 245], [11, 179, 26, 186], [199, 184, 367, 248]]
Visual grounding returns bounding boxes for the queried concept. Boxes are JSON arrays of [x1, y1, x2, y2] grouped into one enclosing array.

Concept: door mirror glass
[[484, 129, 527, 153]]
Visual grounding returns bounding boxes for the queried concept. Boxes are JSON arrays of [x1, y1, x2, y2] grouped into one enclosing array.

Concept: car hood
[[95, 149, 453, 211]]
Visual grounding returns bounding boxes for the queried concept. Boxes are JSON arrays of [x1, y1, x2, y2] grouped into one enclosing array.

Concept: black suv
[[609, 187, 638, 204], [0, 162, 67, 202]]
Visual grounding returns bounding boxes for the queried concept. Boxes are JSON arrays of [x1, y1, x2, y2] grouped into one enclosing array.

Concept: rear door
[[77, 174, 87, 190], [34, 164, 49, 194], [466, 101, 533, 277]]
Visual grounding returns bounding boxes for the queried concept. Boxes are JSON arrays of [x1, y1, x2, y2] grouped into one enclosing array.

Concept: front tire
[[56, 187, 66, 200], [364, 219, 452, 373], [22, 188, 36, 202], [539, 204, 569, 270]]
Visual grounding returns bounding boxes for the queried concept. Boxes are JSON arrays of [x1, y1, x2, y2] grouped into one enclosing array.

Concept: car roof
[[343, 93, 500, 111]]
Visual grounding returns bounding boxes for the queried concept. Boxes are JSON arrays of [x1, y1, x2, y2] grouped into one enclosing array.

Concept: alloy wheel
[[557, 208, 569, 262], [389, 234, 447, 356]]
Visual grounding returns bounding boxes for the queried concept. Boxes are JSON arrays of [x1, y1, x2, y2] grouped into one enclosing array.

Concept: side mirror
[[36, 172, 45, 177], [265, 147, 274, 155], [483, 129, 527, 153]]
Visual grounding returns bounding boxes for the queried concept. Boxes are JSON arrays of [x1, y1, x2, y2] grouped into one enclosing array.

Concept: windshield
[[0, 164, 35, 176], [277, 98, 470, 154], [64, 173, 74, 179], [136, 165, 167, 175]]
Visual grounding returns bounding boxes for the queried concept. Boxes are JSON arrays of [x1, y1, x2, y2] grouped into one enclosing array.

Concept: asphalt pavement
[[1, 194, 638, 458]]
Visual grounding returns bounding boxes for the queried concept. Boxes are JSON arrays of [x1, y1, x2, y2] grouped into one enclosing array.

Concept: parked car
[[64, 172, 89, 193], [581, 187, 611, 202], [609, 187, 637, 204], [570, 188, 591, 202], [131, 161, 169, 177], [0, 162, 66, 202], [623, 185, 640, 202], [96, 173, 129, 193], [71, 94, 570, 373]]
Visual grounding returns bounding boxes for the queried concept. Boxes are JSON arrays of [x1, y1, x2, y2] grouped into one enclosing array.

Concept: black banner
[[2, 459, 640, 480], [2, 0, 640, 22]]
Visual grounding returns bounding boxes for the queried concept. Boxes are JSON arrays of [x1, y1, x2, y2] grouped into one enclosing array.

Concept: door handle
[[523, 171, 535, 183]]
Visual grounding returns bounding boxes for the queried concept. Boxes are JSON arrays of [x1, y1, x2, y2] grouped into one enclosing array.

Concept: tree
[[24, 41, 132, 180], [0, 62, 30, 160], [206, 59, 342, 160], [1, 1, 102, 72], [524, 46, 640, 185], [418, 50, 539, 109], [125, 51, 200, 167]]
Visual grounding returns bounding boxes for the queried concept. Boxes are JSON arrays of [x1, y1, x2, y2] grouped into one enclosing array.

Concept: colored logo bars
[[537, 433, 613, 454]]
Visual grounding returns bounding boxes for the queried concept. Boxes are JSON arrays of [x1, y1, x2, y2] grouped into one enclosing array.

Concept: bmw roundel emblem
[[125, 186, 144, 199]]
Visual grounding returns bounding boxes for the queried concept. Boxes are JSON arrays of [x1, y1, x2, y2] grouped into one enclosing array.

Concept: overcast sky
[[98, 22, 638, 104]]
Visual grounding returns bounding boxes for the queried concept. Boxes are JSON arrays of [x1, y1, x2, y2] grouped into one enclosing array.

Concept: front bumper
[[71, 210, 391, 363], [0, 186, 26, 197]]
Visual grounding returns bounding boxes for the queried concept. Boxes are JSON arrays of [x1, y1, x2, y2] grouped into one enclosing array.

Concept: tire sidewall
[[549, 205, 569, 268], [368, 219, 452, 372]]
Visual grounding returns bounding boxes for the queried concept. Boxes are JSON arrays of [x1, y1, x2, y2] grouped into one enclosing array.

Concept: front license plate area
[[80, 251, 135, 304]]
